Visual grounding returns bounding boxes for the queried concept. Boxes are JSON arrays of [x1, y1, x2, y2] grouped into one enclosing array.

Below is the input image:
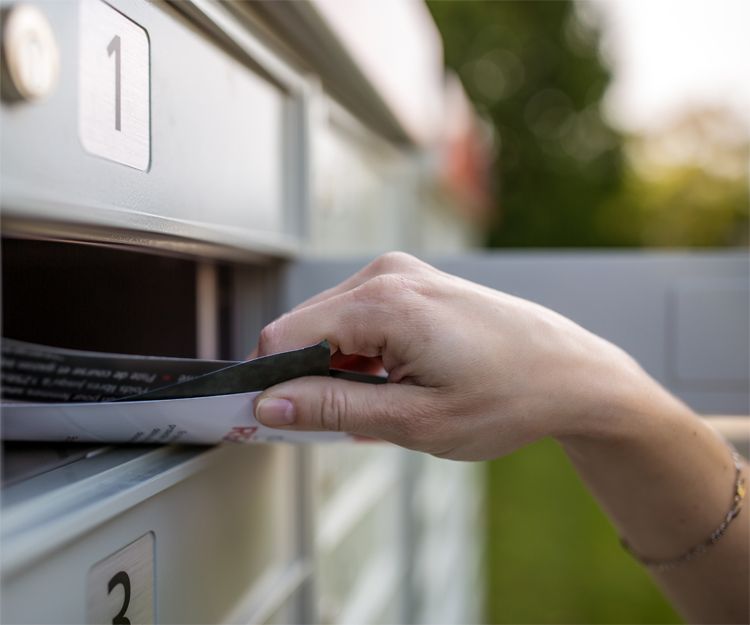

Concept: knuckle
[[395, 393, 460, 453], [369, 251, 418, 274], [353, 276, 384, 303], [368, 274, 398, 297], [389, 402, 439, 449], [319, 384, 348, 432], [430, 448, 457, 460], [395, 416, 424, 447], [360, 273, 419, 301], [257, 321, 280, 352]]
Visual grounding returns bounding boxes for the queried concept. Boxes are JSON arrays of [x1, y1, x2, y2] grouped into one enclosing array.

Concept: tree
[[427, 0, 629, 246], [602, 107, 749, 247]]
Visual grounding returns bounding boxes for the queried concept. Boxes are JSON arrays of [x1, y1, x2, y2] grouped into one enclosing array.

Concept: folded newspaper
[[1, 339, 384, 444]]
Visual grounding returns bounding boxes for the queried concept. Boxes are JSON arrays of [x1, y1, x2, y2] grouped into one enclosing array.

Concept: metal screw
[[1, 4, 59, 102]]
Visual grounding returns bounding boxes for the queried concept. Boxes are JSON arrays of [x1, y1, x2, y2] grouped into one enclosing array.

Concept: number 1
[[107, 35, 121, 131]]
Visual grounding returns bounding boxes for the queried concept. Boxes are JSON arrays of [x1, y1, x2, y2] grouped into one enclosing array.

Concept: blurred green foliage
[[601, 113, 750, 247], [428, 0, 626, 247], [600, 161, 750, 248], [485, 440, 682, 624], [427, 0, 749, 248]]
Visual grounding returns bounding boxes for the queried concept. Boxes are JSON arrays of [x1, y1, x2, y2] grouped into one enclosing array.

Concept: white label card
[[87, 532, 155, 625], [79, 0, 150, 170]]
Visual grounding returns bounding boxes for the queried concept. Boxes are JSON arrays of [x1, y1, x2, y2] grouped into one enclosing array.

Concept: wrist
[[554, 349, 696, 447]]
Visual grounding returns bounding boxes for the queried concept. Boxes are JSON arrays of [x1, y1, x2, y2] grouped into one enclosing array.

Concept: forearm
[[559, 382, 749, 624]]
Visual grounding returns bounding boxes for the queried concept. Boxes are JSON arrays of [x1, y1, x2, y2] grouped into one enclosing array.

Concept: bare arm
[[252, 252, 749, 623], [561, 401, 748, 623]]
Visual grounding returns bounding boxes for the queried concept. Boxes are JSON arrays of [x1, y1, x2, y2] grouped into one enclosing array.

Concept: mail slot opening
[[2, 237, 200, 358], [1, 236, 234, 483]]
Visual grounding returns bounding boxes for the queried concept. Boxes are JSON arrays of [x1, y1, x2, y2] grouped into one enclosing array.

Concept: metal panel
[[78, 0, 151, 171], [241, 0, 445, 146], [86, 532, 155, 625], [437, 251, 750, 415], [1, 445, 301, 624], [1, 0, 298, 253], [308, 102, 414, 256], [671, 278, 749, 386]]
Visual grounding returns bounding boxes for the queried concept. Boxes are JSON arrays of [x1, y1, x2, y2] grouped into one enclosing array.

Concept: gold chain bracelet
[[621, 449, 746, 571]]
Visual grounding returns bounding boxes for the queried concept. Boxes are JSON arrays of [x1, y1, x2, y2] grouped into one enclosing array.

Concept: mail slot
[[2, 238, 201, 357]]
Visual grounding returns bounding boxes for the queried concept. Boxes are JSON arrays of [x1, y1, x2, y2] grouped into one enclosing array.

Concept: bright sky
[[590, 0, 750, 135]]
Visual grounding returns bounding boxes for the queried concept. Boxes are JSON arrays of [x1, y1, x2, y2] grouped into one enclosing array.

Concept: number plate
[[87, 532, 155, 625], [79, 0, 150, 170]]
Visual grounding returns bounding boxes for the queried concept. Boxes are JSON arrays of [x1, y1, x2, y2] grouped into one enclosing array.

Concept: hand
[[253, 252, 665, 460], [254, 253, 749, 622]]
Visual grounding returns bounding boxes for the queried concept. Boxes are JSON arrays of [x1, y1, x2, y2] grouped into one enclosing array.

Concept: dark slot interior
[[1, 237, 205, 485], [2, 237, 198, 358]]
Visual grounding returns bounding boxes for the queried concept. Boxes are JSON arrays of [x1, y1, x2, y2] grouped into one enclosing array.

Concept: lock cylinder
[[1, 3, 59, 102]]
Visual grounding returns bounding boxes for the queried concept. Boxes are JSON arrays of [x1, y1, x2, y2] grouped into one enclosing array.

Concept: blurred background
[[428, 0, 749, 250], [425, 1, 748, 622]]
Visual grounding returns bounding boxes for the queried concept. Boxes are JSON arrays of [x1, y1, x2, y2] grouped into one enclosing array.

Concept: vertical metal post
[[284, 79, 317, 243], [399, 449, 420, 624], [294, 445, 317, 625], [195, 261, 219, 360]]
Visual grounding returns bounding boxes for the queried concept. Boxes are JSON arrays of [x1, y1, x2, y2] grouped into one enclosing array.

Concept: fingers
[[290, 252, 428, 313], [254, 376, 444, 450], [256, 274, 415, 358], [251, 253, 430, 361]]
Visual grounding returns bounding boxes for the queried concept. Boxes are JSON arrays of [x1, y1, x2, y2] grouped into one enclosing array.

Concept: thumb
[[253, 376, 437, 446]]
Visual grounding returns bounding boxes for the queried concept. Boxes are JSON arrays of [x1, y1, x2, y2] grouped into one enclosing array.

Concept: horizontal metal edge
[[166, 0, 309, 96], [0, 445, 223, 577], [1, 193, 301, 263], [240, 0, 412, 146]]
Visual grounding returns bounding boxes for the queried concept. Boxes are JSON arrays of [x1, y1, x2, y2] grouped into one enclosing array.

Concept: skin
[[252, 252, 749, 624]]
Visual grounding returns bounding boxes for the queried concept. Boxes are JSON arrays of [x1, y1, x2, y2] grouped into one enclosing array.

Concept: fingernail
[[256, 398, 295, 427]]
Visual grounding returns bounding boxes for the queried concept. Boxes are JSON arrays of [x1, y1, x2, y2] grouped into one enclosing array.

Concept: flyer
[[1, 339, 382, 445]]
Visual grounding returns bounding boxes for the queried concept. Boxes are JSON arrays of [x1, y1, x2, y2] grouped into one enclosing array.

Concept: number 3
[[107, 571, 131, 625]]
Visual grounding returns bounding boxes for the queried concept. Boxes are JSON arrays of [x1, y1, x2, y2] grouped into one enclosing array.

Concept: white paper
[[1, 393, 350, 445]]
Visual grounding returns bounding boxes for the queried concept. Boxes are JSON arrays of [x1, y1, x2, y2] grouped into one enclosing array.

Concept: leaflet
[[1, 339, 383, 445]]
